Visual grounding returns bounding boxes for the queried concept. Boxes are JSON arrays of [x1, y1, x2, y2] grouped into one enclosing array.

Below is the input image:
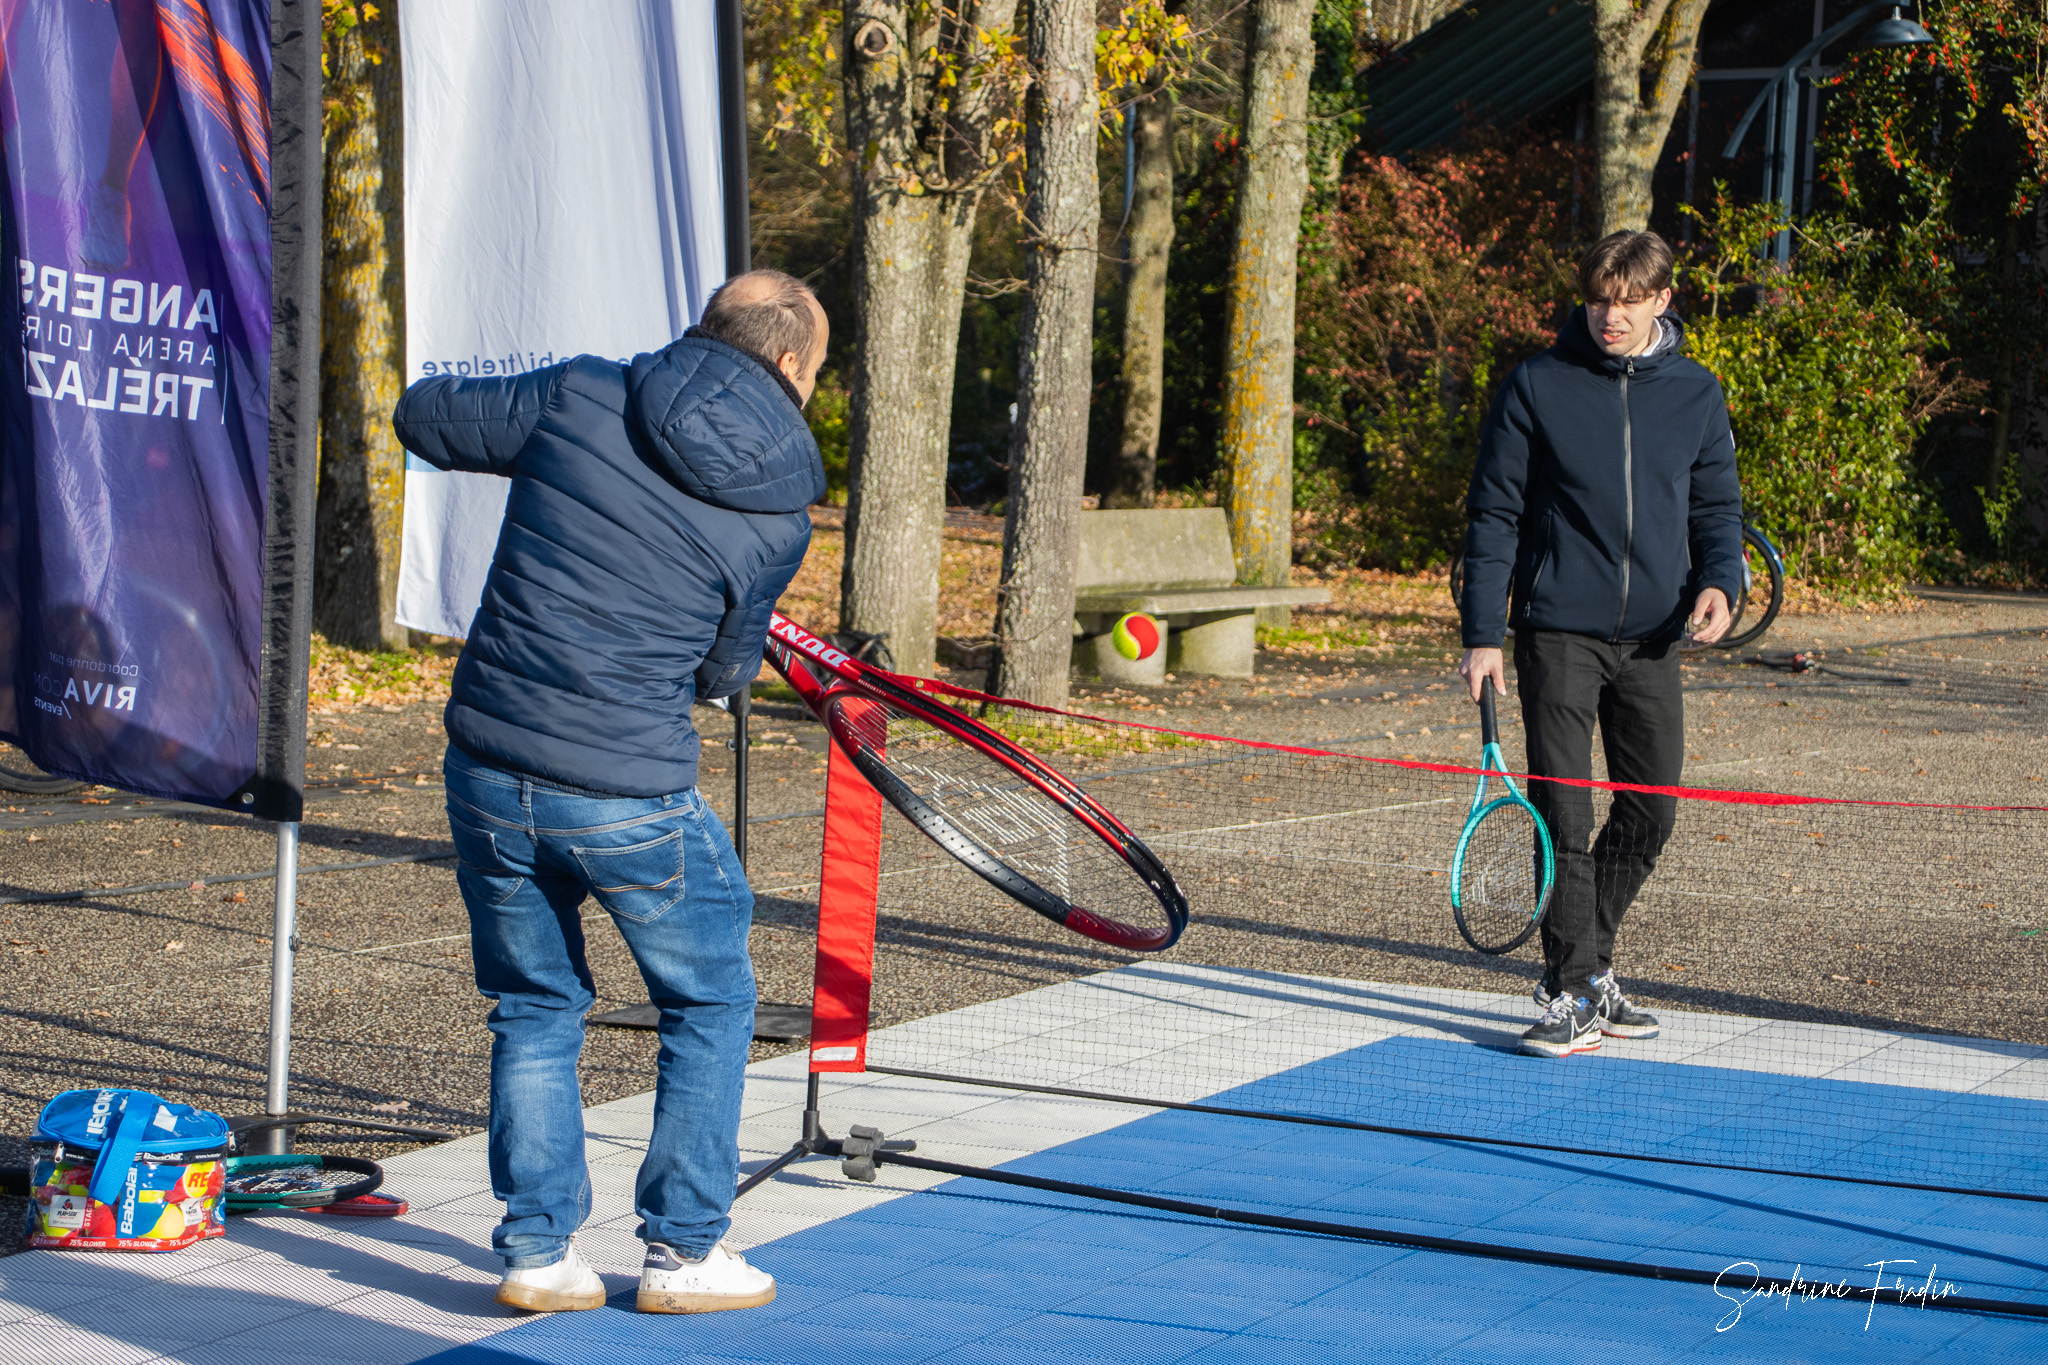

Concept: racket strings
[[828, 695, 1173, 938], [1458, 802, 1549, 928]]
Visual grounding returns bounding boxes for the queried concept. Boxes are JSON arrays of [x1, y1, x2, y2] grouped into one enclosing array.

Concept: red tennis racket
[[764, 613, 1189, 951]]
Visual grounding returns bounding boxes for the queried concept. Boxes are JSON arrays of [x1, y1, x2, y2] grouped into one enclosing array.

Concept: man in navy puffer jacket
[[1457, 232, 1743, 1061], [393, 270, 826, 1315]]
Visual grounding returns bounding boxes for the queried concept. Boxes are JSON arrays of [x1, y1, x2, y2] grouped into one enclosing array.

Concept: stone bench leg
[[1168, 609, 1255, 678]]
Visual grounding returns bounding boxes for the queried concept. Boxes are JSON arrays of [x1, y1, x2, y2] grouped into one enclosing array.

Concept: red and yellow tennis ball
[[1111, 612, 1162, 661]]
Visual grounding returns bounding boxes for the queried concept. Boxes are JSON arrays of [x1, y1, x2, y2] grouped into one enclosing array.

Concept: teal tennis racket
[[1451, 688, 1554, 954]]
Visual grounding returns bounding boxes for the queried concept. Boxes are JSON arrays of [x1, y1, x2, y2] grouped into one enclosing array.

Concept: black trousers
[[1513, 631, 1683, 1000]]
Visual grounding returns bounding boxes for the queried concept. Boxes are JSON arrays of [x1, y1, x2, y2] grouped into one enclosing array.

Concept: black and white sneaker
[[1533, 972, 1557, 1008], [1520, 994, 1603, 1058], [1591, 970, 1659, 1039]]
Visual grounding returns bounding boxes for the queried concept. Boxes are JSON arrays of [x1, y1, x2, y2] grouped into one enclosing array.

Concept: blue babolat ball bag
[[28, 1088, 232, 1251]]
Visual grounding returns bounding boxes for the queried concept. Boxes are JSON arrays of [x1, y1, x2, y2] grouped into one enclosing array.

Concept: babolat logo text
[[770, 617, 850, 671], [86, 1088, 116, 1137]]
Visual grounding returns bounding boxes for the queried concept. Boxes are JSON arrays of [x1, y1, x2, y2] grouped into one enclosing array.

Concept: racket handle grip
[[1478, 683, 1497, 744]]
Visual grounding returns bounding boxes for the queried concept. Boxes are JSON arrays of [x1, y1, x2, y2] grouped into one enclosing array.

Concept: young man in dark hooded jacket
[[393, 270, 828, 1314], [1457, 231, 1743, 1059]]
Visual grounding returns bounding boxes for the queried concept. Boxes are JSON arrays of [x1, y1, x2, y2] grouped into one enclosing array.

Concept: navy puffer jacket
[[393, 333, 824, 796], [1460, 309, 1743, 648]]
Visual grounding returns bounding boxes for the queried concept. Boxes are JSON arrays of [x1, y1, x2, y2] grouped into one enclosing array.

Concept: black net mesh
[[816, 684, 2048, 1200]]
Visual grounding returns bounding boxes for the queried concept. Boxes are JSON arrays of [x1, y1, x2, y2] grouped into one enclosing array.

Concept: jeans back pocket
[[571, 828, 690, 924]]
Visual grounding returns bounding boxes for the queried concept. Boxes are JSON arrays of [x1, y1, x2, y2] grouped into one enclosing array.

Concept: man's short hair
[[697, 269, 820, 367], [1578, 231, 1675, 302]]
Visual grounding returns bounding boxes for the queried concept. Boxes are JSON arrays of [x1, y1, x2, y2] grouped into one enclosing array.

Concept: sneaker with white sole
[[638, 1241, 777, 1314], [1591, 970, 1659, 1038], [1533, 972, 1557, 1008], [495, 1246, 608, 1313], [1520, 993, 1603, 1059]]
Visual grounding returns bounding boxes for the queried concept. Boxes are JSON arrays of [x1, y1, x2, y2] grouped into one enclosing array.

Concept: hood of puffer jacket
[[626, 332, 826, 514]]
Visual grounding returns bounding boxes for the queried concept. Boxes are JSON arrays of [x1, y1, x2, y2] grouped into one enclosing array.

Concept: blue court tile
[[770, 1220, 998, 1262], [919, 1343, 1213, 1365], [739, 1245, 932, 1289], [1200, 1146, 1413, 1187], [1049, 1283, 1295, 1333], [708, 1319, 961, 1364], [1174, 1333, 1436, 1364], [1943, 1314, 2048, 1353], [868, 1261, 1104, 1312], [1052, 1135, 1236, 1169], [422, 1342, 722, 1365], [1146, 1168, 1362, 1210], [796, 1289, 1039, 1342], [1120, 1251, 1358, 1302], [1012, 1152, 1189, 1190], [1171, 1227, 1413, 1276], [973, 1310, 1224, 1363], [1361, 1163, 1563, 1206], [1020, 1208, 1234, 1256], [1303, 1277, 1541, 1324], [945, 1235, 1180, 1281], [1431, 1325, 1688, 1365], [847, 1191, 1073, 1238], [1489, 1296, 1728, 1348], [1234, 1302, 1492, 1351]]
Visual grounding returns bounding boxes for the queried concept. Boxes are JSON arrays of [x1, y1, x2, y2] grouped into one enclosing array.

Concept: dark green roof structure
[[1367, 0, 1594, 156]]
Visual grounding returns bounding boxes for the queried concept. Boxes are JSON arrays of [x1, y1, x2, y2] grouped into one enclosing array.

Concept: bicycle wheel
[[0, 746, 85, 796], [1447, 548, 1465, 607], [1717, 525, 1785, 650]]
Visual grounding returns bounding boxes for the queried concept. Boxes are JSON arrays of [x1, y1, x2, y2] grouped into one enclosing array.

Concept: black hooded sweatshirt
[[1459, 307, 1743, 648]]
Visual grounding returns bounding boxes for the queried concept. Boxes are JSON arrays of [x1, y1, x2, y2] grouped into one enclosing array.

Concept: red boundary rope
[[887, 673, 2048, 815]]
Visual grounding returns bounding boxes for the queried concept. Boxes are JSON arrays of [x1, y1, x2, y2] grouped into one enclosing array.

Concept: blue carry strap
[[86, 1091, 155, 1208]]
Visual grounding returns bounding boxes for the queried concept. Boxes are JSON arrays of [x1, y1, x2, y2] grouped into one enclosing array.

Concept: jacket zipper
[[1612, 359, 1635, 641]]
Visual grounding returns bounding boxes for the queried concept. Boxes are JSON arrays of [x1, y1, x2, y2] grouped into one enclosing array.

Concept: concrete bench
[[1071, 508, 1328, 682]]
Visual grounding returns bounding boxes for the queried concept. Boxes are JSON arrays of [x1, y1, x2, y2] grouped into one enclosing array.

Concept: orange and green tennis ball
[[1111, 612, 1162, 661]]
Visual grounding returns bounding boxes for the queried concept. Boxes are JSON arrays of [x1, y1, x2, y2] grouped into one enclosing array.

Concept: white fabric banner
[[395, 0, 728, 638]]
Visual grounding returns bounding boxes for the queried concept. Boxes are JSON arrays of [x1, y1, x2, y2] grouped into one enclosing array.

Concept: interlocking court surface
[[6, 964, 2048, 1364]]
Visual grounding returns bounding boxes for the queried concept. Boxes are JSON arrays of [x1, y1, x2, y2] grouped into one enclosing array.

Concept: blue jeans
[[442, 747, 755, 1269]]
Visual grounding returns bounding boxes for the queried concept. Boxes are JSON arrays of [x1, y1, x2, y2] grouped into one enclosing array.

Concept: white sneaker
[[637, 1241, 777, 1314], [495, 1246, 608, 1313]]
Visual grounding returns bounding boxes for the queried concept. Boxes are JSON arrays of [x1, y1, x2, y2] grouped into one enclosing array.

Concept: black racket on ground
[[222, 1154, 382, 1211], [764, 613, 1189, 952], [1450, 688, 1554, 954]]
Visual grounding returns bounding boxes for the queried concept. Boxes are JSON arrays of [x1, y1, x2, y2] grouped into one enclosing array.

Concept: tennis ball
[[149, 1200, 186, 1241], [1111, 612, 1161, 661]]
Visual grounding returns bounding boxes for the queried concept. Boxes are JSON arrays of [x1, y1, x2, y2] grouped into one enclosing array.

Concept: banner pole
[[244, 0, 323, 1155], [715, 0, 750, 275], [263, 822, 301, 1117], [717, 0, 752, 868]]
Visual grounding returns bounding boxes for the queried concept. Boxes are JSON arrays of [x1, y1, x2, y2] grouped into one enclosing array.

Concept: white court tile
[[0, 1322, 160, 1365], [1970, 1058, 2048, 1101]]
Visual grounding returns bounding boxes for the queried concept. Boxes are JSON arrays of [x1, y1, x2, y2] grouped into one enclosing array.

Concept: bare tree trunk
[[1592, 0, 1710, 235], [1221, 0, 1313, 622], [1105, 85, 1174, 510], [315, 13, 408, 651], [989, 0, 1101, 707], [839, 0, 1018, 678]]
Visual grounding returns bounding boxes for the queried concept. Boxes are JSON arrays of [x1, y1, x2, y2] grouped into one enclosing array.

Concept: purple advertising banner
[[1, 0, 271, 806]]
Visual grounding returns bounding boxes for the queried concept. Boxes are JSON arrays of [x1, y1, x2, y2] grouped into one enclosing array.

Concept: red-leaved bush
[[1295, 132, 1582, 569]]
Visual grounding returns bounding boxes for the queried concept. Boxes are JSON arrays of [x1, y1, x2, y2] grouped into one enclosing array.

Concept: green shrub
[[1682, 196, 1951, 589], [807, 368, 851, 504]]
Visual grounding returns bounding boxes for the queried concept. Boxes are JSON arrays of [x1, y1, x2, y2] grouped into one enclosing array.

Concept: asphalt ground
[[2, 587, 2045, 1253]]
